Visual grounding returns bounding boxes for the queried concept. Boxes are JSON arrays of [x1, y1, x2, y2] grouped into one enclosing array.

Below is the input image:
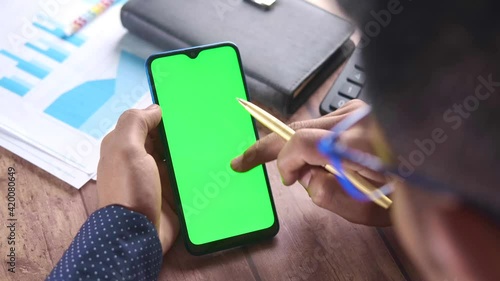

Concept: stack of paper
[[0, 0, 160, 188]]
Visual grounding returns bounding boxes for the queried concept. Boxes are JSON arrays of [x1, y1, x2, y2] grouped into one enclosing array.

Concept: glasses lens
[[318, 110, 394, 207]]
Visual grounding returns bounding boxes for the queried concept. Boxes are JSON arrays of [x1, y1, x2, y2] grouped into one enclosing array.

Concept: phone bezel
[[145, 42, 279, 255]]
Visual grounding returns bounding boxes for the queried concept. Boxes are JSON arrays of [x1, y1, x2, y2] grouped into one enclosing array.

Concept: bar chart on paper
[[0, 19, 86, 95], [1, 2, 147, 140], [0, 0, 153, 188], [44, 50, 147, 139]]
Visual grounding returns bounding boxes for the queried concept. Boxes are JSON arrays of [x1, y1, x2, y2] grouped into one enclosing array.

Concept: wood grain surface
[[0, 1, 422, 280]]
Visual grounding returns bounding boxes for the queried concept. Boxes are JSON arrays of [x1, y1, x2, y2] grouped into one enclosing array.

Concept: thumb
[[141, 104, 163, 132], [115, 104, 162, 145]]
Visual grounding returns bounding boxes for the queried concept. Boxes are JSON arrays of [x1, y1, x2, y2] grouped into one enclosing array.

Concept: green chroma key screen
[[148, 44, 277, 248]]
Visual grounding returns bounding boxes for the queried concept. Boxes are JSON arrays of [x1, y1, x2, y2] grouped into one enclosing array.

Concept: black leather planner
[[121, 0, 354, 114]]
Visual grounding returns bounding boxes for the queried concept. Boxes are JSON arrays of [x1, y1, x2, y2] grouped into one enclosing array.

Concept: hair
[[338, 0, 500, 220]]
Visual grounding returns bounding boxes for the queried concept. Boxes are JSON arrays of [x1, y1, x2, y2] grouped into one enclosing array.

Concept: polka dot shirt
[[46, 205, 163, 281]]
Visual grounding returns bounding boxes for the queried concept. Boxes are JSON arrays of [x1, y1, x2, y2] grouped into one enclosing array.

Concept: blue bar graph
[[25, 42, 68, 63], [79, 51, 145, 139], [0, 50, 51, 79], [45, 79, 115, 128], [33, 22, 85, 47], [0, 77, 32, 96], [28, 60, 52, 78]]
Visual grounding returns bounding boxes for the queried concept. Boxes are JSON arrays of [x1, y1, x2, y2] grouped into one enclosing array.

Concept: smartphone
[[146, 42, 279, 255]]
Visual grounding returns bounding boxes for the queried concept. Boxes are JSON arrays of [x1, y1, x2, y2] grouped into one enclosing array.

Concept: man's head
[[339, 0, 500, 280]]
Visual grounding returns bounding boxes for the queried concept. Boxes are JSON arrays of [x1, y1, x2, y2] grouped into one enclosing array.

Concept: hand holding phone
[[97, 104, 180, 254], [146, 43, 279, 255]]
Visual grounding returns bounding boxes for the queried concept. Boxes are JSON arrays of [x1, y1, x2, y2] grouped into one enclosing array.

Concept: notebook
[[121, 0, 354, 114]]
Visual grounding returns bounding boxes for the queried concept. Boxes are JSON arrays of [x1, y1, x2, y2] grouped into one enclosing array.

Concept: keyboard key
[[354, 63, 365, 70], [339, 82, 361, 99], [329, 94, 350, 110], [354, 56, 365, 70], [347, 69, 366, 85]]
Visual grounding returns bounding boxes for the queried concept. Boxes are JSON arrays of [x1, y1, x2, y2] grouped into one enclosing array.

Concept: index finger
[[231, 131, 285, 172], [231, 115, 349, 172]]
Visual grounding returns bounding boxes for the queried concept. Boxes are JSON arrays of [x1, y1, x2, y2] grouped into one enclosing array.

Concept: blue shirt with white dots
[[46, 205, 163, 281]]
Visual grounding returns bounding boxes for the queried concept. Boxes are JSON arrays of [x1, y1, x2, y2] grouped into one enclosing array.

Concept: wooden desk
[[0, 2, 422, 280]]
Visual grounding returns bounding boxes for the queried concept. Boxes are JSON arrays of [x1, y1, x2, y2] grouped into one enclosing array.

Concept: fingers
[[230, 99, 367, 173], [157, 158, 175, 208], [277, 129, 331, 185], [336, 124, 388, 183], [231, 132, 285, 172], [159, 197, 179, 255], [299, 167, 339, 209], [231, 115, 349, 172], [300, 166, 392, 226], [115, 104, 163, 147], [145, 127, 166, 162], [144, 133, 156, 157], [303, 167, 361, 214]]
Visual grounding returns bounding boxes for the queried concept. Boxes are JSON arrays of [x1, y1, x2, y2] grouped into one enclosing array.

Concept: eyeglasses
[[318, 105, 500, 224], [317, 106, 396, 206]]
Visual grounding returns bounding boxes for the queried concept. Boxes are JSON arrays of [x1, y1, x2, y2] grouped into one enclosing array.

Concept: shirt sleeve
[[46, 205, 163, 281]]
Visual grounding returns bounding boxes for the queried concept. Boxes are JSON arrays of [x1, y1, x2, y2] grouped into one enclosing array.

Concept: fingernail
[[280, 176, 286, 185], [230, 156, 242, 171], [147, 104, 159, 110]]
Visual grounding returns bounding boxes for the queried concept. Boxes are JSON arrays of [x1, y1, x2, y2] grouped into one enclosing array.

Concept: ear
[[428, 205, 500, 281]]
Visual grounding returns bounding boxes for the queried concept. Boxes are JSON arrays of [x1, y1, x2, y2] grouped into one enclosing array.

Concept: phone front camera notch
[[187, 50, 199, 59]]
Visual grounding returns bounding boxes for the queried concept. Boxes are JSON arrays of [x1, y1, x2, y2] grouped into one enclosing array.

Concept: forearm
[[46, 205, 163, 281]]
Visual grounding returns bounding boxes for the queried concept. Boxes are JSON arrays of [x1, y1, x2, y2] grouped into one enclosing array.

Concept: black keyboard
[[320, 47, 368, 115]]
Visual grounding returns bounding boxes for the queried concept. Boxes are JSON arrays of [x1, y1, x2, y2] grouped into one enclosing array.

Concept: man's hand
[[97, 104, 179, 254], [231, 100, 391, 226]]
